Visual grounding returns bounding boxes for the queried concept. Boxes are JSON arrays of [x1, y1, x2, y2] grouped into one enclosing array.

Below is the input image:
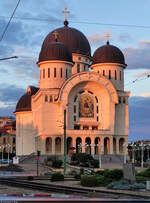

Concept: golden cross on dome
[[53, 30, 59, 41], [62, 8, 70, 21]]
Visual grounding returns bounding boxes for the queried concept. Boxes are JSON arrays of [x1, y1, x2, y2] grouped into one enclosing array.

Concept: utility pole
[[64, 109, 67, 175]]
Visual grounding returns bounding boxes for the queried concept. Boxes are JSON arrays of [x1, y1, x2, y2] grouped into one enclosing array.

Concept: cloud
[[118, 33, 132, 43], [129, 96, 150, 141], [123, 40, 150, 69], [87, 30, 111, 47], [0, 85, 25, 103]]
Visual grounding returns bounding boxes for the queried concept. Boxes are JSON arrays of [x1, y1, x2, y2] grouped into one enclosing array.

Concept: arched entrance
[[104, 137, 110, 154], [119, 138, 125, 154], [67, 137, 72, 155], [85, 137, 91, 154], [45, 137, 52, 153], [76, 137, 82, 153], [55, 137, 61, 154], [113, 138, 116, 154], [95, 137, 100, 155]]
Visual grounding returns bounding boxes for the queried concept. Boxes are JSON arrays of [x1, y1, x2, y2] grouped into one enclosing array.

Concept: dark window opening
[[78, 57, 81, 60], [95, 96, 98, 103], [88, 90, 93, 94], [83, 125, 89, 130], [54, 68, 56, 78], [74, 116, 76, 121], [92, 126, 98, 130], [45, 95, 48, 102], [13, 138, 16, 144], [43, 69, 45, 79], [74, 125, 80, 130], [84, 65, 86, 71], [50, 96, 53, 103], [115, 70, 117, 80], [79, 90, 84, 94], [109, 70, 111, 79], [74, 105, 76, 113], [103, 70, 105, 76], [97, 116, 99, 122], [119, 97, 121, 103], [77, 64, 80, 73], [66, 69, 68, 78], [123, 97, 126, 104], [96, 106, 99, 113], [3, 138, 6, 144], [74, 95, 78, 102], [60, 68, 62, 78], [48, 68, 50, 78]]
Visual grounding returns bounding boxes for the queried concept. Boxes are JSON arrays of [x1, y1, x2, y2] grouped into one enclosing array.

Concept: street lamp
[[7, 144, 11, 164], [139, 142, 146, 168]]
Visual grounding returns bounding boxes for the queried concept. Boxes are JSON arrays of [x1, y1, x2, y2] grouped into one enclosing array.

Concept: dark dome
[[15, 86, 39, 112], [39, 42, 73, 63], [41, 21, 91, 57], [92, 42, 126, 66]]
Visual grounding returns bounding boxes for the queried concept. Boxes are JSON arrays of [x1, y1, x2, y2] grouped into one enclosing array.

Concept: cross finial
[[106, 31, 111, 45], [62, 8, 70, 21], [53, 30, 59, 42]]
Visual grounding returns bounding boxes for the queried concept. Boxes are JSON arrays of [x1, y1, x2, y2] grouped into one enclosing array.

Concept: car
[[0, 159, 13, 164]]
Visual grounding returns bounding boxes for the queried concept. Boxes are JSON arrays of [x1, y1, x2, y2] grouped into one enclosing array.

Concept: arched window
[[50, 96, 53, 103], [77, 64, 80, 73], [48, 68, 50, 78], [45, 95, 48, 102], [103, 70, 105, 76], [66, 69, 68, 78], [60, 68, 62, 78], [109, 70, 111, 79], [43, 69, 45, 79], [115, 70, 117, 80], [54, 68, 56, 78]]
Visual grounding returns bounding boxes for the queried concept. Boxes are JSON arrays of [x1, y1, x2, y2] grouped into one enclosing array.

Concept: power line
[[0, 0, 21, 43], [125, 75, 150, 86], [1, 15, 150, 29]]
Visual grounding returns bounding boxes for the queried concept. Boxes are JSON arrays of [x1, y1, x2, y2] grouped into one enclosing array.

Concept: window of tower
[[74, 105, 76, 113], [45, 95, 48, 102], [48, 68, 50, 78], [54, 68, 56, 78], [60, 68, 63, 78], [78, 57, 81, 60], [43, 69, 45, 79], [95, 96, 98, 103], [96, 106, 99, 113], [50, 95, 53, 103], [103, 70, 105, 76], [66, 68, 68, 78], [74, 116, 76, 122], [74, 125, 80, 130], [109, 70, 111, 79], [84, 65, 86, 71], [77, 64, 80, 73], [115, 70, 117, 80], [97, 116, 99, 122], [120, 71, 122, 80]]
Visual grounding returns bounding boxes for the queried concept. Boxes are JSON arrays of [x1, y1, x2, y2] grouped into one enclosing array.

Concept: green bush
[[52, 160, 63, 168], [51, 172, 64, 181], [137, 167, 150, 177], [95, 170, 105, 176], [136, 175, 149, 184], [80, 168, 84, 175], [90, 159, 99, 168], [81, 175, 99, 187], [69, 170, 77, 176], [95, 175, 105, 186], [104, 169, 123, 181]]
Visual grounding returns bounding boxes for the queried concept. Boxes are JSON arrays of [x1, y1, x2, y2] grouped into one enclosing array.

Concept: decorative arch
[[45, 137, 52, 153], [76, 137, 82, 153], [55, 137, 61, 154], [85, 137, 91, 154], [58, 72, 118, 106], [104, 137, 110, 154], [119, 138, 125, 154]]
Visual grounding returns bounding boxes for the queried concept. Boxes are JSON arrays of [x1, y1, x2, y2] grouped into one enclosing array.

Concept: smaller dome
[[92, 41, 126, 66], [15, 86, 39, 112], [38, 42, 73, 63]]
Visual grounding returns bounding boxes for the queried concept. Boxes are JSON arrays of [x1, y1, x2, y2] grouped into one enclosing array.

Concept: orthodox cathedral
[[15, 13, 130, 157]]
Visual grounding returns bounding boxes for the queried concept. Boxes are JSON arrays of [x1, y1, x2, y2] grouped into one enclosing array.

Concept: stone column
[[116, 137, 119, 154], [61, 136, 64, 155], [52, 137, 56, 155], [82, 136, 85, 153], [91, 137, 95, 156], [100, 137, 104, 155], [72, 137, 76, 149], [109, 136, 113, 154]]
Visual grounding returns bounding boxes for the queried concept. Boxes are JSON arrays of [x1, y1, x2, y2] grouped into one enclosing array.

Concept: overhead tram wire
[[0, 0, 21, 43], [1, 15, 150, 29], [125, 75, 150, 87]]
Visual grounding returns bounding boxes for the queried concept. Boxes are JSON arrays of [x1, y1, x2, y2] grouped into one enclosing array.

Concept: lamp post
[[7, 144, 11, 164], [64, 109, 67, 175], [140, 142, 144, 168], [99, 143, 103, 168], [123, 143, 127, 164]]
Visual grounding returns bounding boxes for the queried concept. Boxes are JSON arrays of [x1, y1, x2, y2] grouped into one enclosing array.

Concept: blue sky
[[0, 0, 150, 141]]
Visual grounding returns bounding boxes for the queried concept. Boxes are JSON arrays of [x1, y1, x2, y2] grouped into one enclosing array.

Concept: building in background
[[14, 17, 130, 157], [0, 116, 16, 154]]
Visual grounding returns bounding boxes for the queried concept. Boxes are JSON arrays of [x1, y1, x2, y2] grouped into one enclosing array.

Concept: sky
[[0, 0, 150, 141]]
